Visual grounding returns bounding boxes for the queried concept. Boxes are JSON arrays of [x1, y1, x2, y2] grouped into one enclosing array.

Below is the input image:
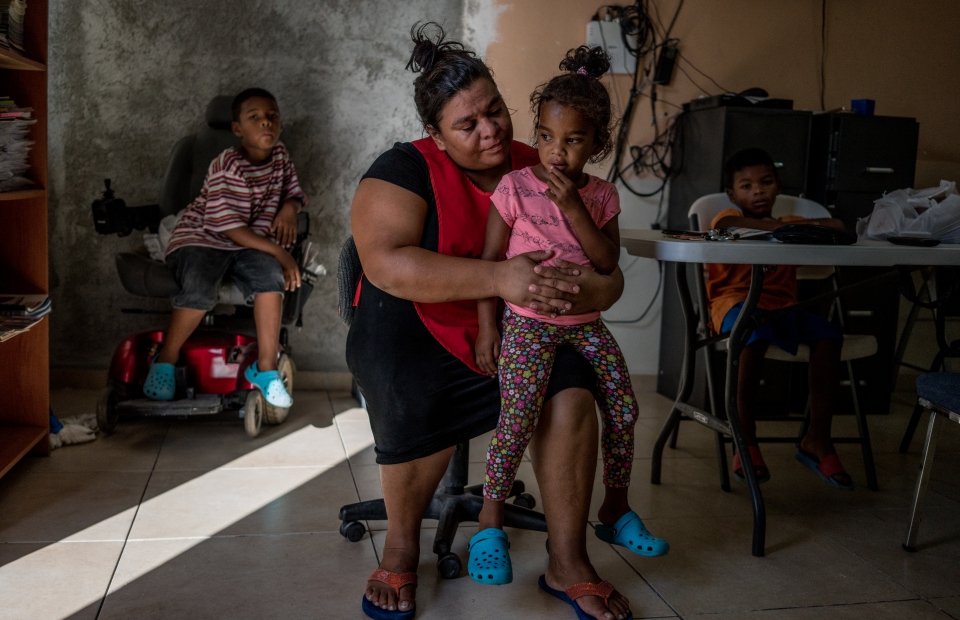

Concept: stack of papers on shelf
[[0, 0, 26, 53], [0, 294, 50, 342], [0, 98, 35, 192]]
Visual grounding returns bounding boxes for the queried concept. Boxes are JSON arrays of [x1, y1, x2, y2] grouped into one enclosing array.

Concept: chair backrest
[[687, 193, 737, 231], [771, 195, 830, 220], [687, 193, 828, 231], [158, 96, 241, 218]]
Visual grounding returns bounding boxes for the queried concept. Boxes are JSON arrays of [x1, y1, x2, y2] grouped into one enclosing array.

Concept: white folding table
[[620, 229, 960, 556]]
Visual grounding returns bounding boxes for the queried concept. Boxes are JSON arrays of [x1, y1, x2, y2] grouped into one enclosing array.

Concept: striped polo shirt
[[165, 142, 307, 256]]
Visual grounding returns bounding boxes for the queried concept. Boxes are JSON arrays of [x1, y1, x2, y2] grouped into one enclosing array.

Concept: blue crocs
[[143, 358, 175, 401], [244, 362, 293, 408], [594, 510, 669, 557], [468, 528, 512, 585]]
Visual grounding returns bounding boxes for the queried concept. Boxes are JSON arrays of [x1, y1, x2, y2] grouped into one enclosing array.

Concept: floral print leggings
[[483, 309, 638, 501]]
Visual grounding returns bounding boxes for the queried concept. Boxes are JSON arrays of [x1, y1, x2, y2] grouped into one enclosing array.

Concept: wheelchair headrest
[[205, 96, 234, 130]]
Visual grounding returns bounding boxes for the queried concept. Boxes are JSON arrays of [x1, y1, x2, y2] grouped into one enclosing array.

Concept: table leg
[[652, 263, 697, 485], [725, 264, 767, 557]]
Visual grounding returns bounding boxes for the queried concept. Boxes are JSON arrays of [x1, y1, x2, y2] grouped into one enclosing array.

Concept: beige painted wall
[[481, 0, 959, 373], [486, 0, 960, 184]]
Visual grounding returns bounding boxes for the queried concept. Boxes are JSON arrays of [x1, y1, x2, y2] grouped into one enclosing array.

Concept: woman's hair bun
[[407, 22, 473, 74], [558, 45, 610, 79]]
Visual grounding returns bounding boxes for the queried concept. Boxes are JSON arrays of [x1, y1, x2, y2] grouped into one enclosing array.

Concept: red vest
[[410, 138, 540, 374]]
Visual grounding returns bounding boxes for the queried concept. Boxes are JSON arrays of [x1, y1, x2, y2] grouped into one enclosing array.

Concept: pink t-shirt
[[491, 167, 621, 325]]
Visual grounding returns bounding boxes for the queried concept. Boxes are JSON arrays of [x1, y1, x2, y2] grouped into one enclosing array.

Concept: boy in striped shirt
[[143, 88, 305, 408]]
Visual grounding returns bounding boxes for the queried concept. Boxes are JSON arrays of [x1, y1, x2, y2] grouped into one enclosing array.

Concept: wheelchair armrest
[[115, 252, 180, 298]]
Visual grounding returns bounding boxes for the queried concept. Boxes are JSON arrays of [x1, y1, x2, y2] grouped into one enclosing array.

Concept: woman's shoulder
[[361, 142, 430, 201]]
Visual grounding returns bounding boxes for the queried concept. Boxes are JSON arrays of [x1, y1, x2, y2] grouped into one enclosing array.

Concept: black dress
[[346, 143, 597, 465]]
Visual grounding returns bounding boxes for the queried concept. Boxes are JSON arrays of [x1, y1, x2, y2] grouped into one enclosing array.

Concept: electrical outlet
[[586, 20, 637, 75]]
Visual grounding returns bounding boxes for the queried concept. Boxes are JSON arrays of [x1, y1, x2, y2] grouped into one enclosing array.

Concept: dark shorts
[[722, 302, 844, 355], [166, 246, 285, 310]]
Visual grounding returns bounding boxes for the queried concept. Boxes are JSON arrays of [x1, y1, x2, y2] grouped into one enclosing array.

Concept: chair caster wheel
[[437, 552, 461, 579], [340, 521, 366, 542], [510, 480, 525, 495], [512, 492, 536, 510]]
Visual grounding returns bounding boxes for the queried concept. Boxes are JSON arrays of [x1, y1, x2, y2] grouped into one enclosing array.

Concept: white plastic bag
[[857, 181, 960, 243]]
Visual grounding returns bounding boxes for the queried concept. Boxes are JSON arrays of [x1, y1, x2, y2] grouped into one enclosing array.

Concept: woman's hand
[[528, 259, 624, 316], [475, 324, 501, 377], [271, 200, 300, 248], [494, 250, 580, 318]]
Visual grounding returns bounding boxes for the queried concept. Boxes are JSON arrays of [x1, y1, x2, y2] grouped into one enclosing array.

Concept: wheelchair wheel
[[96, 386, 119, 435], [244, 390, 264, 437], [264, 353, 294, 425]]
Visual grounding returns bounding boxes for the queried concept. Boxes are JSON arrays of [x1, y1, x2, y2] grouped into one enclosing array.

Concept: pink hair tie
[[577, 66, 588, 75]]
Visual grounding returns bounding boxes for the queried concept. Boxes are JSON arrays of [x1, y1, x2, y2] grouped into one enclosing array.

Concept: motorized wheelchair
[[91, 96, 323, 437]]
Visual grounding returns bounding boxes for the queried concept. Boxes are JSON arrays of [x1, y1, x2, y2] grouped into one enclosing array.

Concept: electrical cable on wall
[[592, 1, 733, 324]]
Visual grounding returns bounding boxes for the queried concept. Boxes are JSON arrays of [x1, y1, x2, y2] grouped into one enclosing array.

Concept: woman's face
[[427, 78, 513, 171]]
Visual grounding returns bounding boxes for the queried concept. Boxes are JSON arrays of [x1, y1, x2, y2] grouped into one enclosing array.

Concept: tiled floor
[[0, 385, 958, 620]]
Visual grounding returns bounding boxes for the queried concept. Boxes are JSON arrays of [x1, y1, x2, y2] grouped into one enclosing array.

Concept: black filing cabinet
[[659, 107, 812, 410], [807, 113, 919, 415]]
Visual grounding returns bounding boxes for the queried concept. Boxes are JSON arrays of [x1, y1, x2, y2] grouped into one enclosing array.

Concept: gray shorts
[[166, 246, 285, 310]]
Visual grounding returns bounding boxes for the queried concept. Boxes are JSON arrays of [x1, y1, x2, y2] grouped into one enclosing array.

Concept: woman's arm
[[351, 178, 571, 310]]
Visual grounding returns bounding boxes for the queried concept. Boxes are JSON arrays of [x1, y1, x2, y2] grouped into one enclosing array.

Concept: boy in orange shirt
[[708, 148, 853, 489]]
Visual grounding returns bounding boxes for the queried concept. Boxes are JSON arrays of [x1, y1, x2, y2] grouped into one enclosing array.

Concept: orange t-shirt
[[705, 208, 803, 333]]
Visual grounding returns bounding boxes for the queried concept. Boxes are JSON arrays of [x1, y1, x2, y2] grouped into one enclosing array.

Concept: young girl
[[468, 47, 668, 587]]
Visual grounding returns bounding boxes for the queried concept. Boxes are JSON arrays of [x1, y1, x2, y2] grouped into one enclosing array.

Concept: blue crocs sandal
[[594, 510, 669, 557], [143, 357, 175, 401], [538, 574, 633, 620], [361, 568, 417, 620], [468, 528, 512, 585], [244, 362, 293, 408]]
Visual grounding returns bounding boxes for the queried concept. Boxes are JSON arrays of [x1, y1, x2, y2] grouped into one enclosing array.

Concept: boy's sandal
[[732, 445, 771, 484], [538, 574, 633, 620], [795, 448, 855, 491], [244, 362, 293, 408], [143, 357, 175, 401], [468, 528, 513, 585], [361, 568, 417, 620], [594, 510, 669, 557]]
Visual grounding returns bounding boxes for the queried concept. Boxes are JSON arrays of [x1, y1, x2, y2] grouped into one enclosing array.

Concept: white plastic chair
[[671, 193, 879, 490]]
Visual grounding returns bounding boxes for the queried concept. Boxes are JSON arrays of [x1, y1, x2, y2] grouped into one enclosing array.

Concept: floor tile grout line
[[605, 542, 684, 619], [684, 596, 926, 617], [93, 422, 170, 620], [328, 390, 385, 574]]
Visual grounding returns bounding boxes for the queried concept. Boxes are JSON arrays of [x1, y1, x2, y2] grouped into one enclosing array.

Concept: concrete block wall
[[48, 0, 462, 372]]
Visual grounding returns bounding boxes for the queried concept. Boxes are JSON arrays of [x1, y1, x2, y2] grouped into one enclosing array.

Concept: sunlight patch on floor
[[0, 408, 373, 620]]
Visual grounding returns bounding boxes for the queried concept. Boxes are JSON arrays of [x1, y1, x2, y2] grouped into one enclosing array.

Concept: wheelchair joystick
[[91, 178, 161, 237]]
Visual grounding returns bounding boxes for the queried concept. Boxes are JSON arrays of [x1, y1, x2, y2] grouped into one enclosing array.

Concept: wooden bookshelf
[[0, 47, 45, 71], [0, 0, 49, 479], [0, 188, 45, 201]]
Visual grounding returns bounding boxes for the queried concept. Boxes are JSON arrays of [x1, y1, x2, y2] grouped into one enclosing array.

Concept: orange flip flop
[[362, 568, 417, 619]]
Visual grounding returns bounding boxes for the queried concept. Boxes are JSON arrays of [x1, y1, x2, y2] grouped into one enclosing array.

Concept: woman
[[347, 24, 633, 620]]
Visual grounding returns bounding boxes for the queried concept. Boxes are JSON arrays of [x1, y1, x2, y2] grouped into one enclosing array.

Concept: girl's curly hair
[[530, 46, 617, 163]]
